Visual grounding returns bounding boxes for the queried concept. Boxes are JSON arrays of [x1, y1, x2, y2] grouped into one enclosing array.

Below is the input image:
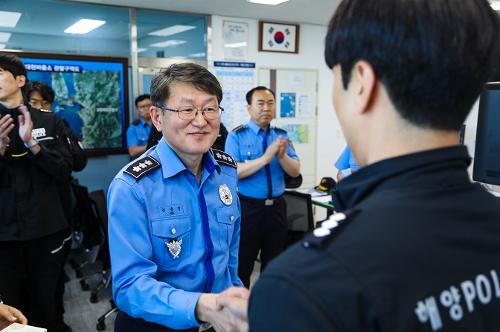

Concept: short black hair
[[135, 94, 151, 107], [246, 86, 275, 105], [325, 0, 500, 131], [0, 52, 27, 78], [150, 63, 222, 108], [25, 80, 55, 103]]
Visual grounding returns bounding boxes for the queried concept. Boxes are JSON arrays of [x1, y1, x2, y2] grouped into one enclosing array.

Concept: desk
[[311, 195, 334, 210]]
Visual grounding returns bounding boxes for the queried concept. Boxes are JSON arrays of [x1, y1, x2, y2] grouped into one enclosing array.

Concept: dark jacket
[[0, 104, 73, 241], [249, 146, 500, 332]]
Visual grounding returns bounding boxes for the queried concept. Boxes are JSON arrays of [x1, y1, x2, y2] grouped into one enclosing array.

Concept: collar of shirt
[[332, 145, 471, 211], [247, 119, 270, 135], [154, 138, 221, 180], [138, 118, 150, 127]]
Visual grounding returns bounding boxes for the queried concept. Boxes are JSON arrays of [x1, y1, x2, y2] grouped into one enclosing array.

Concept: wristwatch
[[24, 138, 39, 149]]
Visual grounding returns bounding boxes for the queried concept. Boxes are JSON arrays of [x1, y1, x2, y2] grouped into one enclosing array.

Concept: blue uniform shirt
[[107, 138, 242, 329], [225, 120, 299, 199], [335, 146, 360, 173], [126, 119, 152, 147]]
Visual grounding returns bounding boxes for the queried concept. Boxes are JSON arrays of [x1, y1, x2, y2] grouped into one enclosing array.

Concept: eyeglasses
[[158, 105, 224, 120], [29, 99, 51, 109]]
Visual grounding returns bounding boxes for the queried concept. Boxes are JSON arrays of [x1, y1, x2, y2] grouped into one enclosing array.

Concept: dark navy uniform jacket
[[0, 104, 73, 241], [249, 146, 500, 331]]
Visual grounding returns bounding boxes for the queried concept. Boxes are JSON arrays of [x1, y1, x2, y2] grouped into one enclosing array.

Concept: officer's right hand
[[0, 303, 28, 330], [0, 114, 15, 149]]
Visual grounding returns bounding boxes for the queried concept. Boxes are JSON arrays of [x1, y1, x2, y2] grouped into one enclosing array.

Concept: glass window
[[136, 9, 206, 61], [0, 0, 130, 57]]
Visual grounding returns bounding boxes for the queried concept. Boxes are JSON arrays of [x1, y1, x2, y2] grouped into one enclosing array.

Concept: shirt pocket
[[151, 217, 191, 270], [239, 146, 259, 162], [215, 205, 239, 250]]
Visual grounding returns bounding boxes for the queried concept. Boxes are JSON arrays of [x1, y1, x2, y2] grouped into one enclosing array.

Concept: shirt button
[[171, 228, 177, 235]]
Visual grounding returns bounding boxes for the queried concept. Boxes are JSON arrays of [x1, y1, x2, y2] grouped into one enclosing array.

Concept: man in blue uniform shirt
[[335, 145, 360, 180], [126, 94, 152, 158], [225, 86, 300, 288], [108, 63, 244, 331]]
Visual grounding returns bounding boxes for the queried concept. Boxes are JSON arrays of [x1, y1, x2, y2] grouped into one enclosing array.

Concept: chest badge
[[219, 184, 233, 206], [166, 239, 182, 259]]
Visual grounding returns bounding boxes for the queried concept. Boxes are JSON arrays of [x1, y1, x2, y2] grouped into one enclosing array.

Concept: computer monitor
[[283, 191, 315, 247], [473, 82, 500, 185]]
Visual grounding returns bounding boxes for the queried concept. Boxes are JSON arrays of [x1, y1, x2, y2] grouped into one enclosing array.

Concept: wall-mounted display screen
[[19, 52, 129, 155]]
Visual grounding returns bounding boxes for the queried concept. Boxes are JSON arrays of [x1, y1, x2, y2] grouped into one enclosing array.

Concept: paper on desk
[[1, 323, 47, 332], [295, 188, 329, 197]]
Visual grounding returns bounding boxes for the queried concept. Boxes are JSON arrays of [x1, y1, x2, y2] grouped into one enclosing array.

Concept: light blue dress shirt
[[126, 119, 152, 147], [335, 146, 360, 175], [107, 138, 242, 329], [225, 120, 299, 199]]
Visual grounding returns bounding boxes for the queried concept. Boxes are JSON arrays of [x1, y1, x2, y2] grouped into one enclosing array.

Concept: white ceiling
[[65, 0, 341, 26]]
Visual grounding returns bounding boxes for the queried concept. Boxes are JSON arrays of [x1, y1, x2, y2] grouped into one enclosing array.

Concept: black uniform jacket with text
[[249, 146, 500, 332], [0, 104, 74, 241]]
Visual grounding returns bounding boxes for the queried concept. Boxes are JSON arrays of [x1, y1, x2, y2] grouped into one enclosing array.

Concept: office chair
[[69, 183, 104, 278], [283, 191, 314, 247], [88, 190, 118, 331]]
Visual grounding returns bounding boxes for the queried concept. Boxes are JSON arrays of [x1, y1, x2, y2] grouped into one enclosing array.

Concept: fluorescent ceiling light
[[247, 0, 289, 5], [0, 32, 11, 43], [189, 52, 206, 58], [64, 19, 106, 34], [137, 48, 148, 53], [491, 1, 500, 10], [0, 44, 5, 50], [0, 11, 21, 28], [148, 25, 196, 37], [150, 40, 186, 48], [224, 42, 247, 48]]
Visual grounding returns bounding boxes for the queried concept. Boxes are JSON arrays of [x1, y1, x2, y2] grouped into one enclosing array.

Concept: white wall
[[210, 15, 346, 183]]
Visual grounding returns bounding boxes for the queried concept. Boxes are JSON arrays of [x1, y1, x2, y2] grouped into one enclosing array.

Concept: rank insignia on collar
[[303, 208, 361, 249], [124, 156, 160, 179], [166, 238, 182, 259], [211, 149, 237, 168], [219, 184, 233, 206]]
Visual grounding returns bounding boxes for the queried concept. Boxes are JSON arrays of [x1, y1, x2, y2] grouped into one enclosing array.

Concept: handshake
[[196, 287, 250, 332]]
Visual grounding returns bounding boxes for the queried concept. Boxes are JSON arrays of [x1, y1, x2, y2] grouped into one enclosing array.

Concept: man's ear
[[150, 106, 163, 131], [351, 60, 376, 114], [17, 75, 26, 88]]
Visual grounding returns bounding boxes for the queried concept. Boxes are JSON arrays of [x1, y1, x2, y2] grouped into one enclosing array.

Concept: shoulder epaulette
[[124, 156, 160, 179], [303, 208, 361, 249], [132, 119, 140, 125], [274, 126, 287, 133], [232, 124, 246, 133], [211, 149, 237, 168]]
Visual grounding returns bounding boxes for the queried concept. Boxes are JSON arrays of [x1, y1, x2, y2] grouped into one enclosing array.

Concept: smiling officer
[[107, 63, 244, 332]]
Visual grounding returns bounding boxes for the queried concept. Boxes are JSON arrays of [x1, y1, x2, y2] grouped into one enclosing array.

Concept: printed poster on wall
[[212, 61, 256, 132], [280, 92, 296, 118], [283, 124, 309, 144]]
